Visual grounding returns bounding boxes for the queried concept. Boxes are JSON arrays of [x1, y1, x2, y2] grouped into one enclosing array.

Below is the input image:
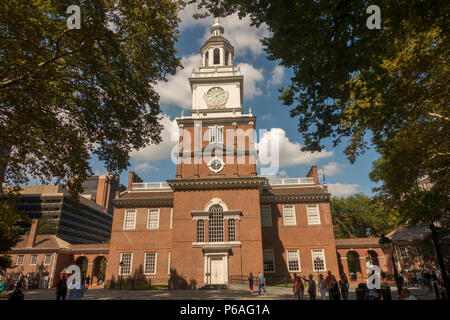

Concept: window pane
[[261, 206, 272, 227], [119, 253, 132, 275], [144, 253, 157, 275], [263, 251, 275, 272], [307, 205, 321, 225], [197, 220, 205, 242], [209, 205, 224, 242], [147, 209, 159, 229], [311, 249, 326, 272], [228, 219, 236, 242], [287, 250, 300, 272], [124, 210, 136, 229], [283, 205, 296, 225]]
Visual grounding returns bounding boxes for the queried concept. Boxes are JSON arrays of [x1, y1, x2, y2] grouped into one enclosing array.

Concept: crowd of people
[[248, 269, 448, 300]]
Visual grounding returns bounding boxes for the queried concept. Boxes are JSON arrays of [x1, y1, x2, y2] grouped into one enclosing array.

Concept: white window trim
[[168, 252, 171, 275], [307, 204, 321, 225], [169, 208, 173, 229], [208, 125, 224, 144], [260, 205, 272, 227], [311, 249, 327, 272], [263, 249, 276, 273], [144, 252, 157, 275], [123, 210, 137, 230], [287, 249, 301, 272], [29, 254, 37, 265], [283, 205, 297, 226], [147, 209, 160, 229], [43, 254, 52, 265], [16, 255, 24, 266], [119, 253, 133, 276]]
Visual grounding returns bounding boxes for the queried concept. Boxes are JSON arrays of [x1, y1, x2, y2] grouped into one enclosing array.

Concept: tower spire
[[210, 16, 224, 36]]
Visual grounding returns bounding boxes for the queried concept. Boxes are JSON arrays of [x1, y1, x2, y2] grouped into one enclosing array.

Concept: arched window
[[208, 205, 223, 242], [213, 48, 220, 65]]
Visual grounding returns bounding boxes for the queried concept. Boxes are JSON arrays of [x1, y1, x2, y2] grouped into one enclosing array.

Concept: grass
[[109, 284, 168, 290]]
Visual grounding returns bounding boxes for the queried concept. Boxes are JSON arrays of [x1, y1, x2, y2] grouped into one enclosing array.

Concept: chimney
[[26, 218, 40, 248], [306, 166, 319, 185], [127, 171, 143, 190]]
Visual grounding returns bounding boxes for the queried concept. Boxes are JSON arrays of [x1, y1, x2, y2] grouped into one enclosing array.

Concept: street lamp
[[119, 261, 124, 290], [379, 235, 403, 298]]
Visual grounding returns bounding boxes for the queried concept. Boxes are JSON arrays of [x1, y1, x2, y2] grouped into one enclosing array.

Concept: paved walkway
[[20, 284, 438, 300]]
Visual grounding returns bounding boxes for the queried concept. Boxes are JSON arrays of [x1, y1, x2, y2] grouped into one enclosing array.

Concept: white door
[[210, 257, 224, 284]]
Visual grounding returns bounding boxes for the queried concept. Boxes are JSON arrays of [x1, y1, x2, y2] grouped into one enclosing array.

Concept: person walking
[[257, 271, 266, 295], [329, 276, 341, 300], [86, 275, 90, 287], [432, 272, 440, 300], [306, 275, 316, 300], [318, 274, 327, 300], [67, 282, 88, 300], [339, 273, 349, 300], [248, 273, 254, 295], [56, 274, 68, 300], [423, 270, 432, 293], [325, 271, 333, 300], [293, 276, 304, 300]]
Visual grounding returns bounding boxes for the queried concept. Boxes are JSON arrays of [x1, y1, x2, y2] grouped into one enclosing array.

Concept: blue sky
[[90, 8, 381, 197]]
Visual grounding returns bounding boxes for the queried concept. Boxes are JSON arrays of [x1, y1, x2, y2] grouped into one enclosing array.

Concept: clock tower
[[175, 18, 258, 179]]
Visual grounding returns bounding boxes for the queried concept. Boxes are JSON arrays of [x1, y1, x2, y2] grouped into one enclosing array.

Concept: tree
[[0, 1, 181, 257], [330, 193, 398, 239], [0, 188, 29, 271], [187, 0, 449, 224]]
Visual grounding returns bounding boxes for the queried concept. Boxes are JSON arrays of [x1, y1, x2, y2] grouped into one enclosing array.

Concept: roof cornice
[[260, 193, 330, 203], [167, 177, 266, 191], [113, 197, 173, 208]]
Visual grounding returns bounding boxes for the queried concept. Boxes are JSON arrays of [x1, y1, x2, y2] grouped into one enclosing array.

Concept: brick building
[[81, 174, 126, 215], [105, 19, 340, 288], [4, 220, 109, 289]]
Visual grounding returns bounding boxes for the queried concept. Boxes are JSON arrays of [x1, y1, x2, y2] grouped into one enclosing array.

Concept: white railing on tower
[[131, 182, 170, 190], [265, 177, 315, 186]]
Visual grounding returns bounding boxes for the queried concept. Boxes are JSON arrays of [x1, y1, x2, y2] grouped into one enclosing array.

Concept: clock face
[[208, 157, 225, 173], [205, 87, 227, 108]]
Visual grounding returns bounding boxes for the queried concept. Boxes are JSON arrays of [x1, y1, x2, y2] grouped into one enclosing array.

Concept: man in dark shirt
[[56, 275, 68, 300]]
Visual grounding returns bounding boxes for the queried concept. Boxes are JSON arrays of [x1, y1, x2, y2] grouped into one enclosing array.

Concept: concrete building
[[105, 19, 339, 288], [17, 185, 113, 244], [81, 175, 126, 215]]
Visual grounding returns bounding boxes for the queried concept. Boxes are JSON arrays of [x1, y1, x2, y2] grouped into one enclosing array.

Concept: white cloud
[[178, 4, 269, 57], [130, 115, 179, 165], [259, 114, 272, 120], [321, 162, 343, 177], [257, 128, 333, 168], [268, 65, 285, 86], [178, 3, 210, 32], [156, 54, 201, 109], [237, 63, 264, 99], [135, 162, 160, 172], [327, 183, 359, 197]]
